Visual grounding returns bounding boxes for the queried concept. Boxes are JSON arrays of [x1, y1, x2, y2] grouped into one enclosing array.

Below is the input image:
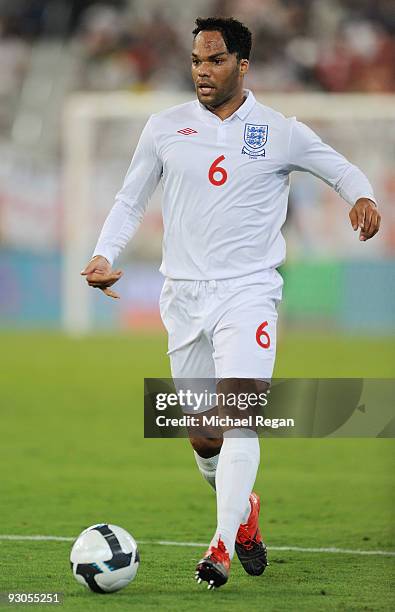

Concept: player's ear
[[239, 59, 249, 76]]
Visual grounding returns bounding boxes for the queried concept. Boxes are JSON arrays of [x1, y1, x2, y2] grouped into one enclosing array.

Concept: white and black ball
[[70, 523, 139, 593]]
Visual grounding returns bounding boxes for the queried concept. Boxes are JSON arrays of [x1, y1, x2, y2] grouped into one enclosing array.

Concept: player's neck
[[205, 90, 246, 121]]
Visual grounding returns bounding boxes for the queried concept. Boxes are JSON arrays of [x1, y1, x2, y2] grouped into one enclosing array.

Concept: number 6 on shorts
[[256, 321, 270, 349]]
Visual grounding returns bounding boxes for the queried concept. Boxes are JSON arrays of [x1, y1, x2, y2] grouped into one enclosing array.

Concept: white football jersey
[[93, 90, 376, 279]]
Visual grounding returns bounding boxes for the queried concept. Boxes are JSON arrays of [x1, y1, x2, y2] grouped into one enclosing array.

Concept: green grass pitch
[[0, 331, 394, 611]]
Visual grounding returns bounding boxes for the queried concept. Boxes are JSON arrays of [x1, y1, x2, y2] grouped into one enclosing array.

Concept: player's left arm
[[349, 197, 381, 241], [287, 119, 381, 241]]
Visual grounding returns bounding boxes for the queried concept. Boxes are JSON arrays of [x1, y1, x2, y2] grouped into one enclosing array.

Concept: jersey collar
[[196, 89, 256, 123], [234, 89, 256, 120]]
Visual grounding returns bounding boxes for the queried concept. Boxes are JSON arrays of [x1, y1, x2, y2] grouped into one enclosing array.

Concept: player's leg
[[159, 278, 222, 490], [195, 378, 265, 587], [168, 335, 224, 490], [211, 378, 263, 559], [189, 408, 222, 490], [214, 379, 269, 576], [195, 269, 282, 587]]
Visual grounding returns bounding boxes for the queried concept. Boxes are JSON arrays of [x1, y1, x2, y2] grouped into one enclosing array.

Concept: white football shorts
[[159, 268, 283, 414]]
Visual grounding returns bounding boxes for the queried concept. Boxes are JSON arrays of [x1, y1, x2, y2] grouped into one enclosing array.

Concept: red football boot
[[235, 492, 268, 576], [195, 537, 230, 589]]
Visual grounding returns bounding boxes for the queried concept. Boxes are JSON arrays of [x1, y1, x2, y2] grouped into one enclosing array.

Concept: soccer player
[[81, 17, 381, 589]]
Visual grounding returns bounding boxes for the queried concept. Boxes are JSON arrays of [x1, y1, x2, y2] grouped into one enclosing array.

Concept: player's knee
[[189, 436, 223, 458], [216, 378, 270, 433], [217, 377, 270, 395]]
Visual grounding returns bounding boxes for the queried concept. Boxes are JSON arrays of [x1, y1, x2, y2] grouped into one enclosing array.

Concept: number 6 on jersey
[[208, 155, 228, 186]]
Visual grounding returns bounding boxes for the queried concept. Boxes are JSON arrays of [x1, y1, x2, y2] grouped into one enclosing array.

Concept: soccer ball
[[70, 523, 139, 593]]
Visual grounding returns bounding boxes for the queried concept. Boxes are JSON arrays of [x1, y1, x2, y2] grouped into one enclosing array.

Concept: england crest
[[242, 123, 268, 157]]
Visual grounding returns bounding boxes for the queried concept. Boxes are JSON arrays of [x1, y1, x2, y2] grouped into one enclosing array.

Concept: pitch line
[[141, 541, 395, 557], [0, 535, 394, 557], [0, 535, 74, 542]]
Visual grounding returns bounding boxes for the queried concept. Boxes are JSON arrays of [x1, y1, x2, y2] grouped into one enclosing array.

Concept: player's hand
[[80, 255, 123, 299], [349, 198, 381, 242]]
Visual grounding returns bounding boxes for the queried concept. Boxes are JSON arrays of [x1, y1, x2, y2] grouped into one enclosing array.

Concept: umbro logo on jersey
[[177, 128, 198, 135]]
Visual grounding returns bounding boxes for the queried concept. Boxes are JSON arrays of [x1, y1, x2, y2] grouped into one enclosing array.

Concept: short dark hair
[[192, 17, 252, 62]]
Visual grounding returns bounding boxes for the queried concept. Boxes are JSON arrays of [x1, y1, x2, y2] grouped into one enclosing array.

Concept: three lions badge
[[242, 124, 268, 158]]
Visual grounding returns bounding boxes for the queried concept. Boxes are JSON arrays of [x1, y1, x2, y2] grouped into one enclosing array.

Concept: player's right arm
[[81, 255, 123, 299], [81, 117, 162, 298]]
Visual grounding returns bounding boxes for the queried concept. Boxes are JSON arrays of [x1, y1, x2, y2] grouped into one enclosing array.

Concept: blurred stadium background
[[0, 3, 394, 608], [0, 0, 394, 336]]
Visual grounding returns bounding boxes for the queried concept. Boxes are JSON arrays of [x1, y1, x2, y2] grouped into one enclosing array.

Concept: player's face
[[191, 31, 249, 109]]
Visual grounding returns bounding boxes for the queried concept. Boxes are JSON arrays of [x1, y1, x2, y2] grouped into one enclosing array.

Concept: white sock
[[210, 429, 260, 559], [193, 451, 219, 491], [193, 448, 251, 522]]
